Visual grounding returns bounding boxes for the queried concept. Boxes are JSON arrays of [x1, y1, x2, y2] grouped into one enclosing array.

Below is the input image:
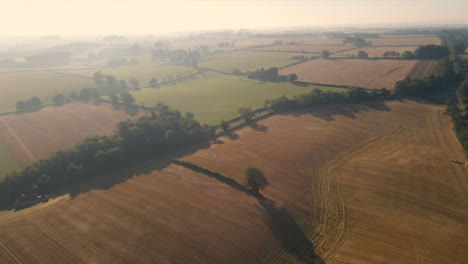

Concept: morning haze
[[0, 1, 467, 264]]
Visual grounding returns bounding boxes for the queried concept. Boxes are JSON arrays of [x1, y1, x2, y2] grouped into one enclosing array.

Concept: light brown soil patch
[[279, 59, 419, 89], [0, 102, 147, 167]]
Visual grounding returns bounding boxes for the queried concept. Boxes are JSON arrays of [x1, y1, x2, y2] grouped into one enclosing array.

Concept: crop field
[[253, 45, 351, 53], [0, 71, 94, 113], [129, 71, 344, 124], [53, 61, 195, 87], [279, 59, 422, 89], [369, 36, 441, 46], [333, 46, 419, 58], [406, 60, 440, 79], [0, 136, 20, 179], [0, 102, 147, 168], [198, 51, 303, 73], [182, 99, 468, 263], [1, 99, 466, 263]]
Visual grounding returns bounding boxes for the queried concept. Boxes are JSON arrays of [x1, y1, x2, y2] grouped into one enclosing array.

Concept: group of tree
[[0, 103, 214, 207], [321, 50, 330, 59], [106, 57, 138, 67], [357, 50, 368, 59], [291, 55, 308, 61], [414, 45, 450, 60], [343, 35, 372, 47], [247, 67, 299, 82], [149, 77, 159, 88], [16, 97, 42, 111], [151, 48, 200, 67], [92, 71, 141, 96]]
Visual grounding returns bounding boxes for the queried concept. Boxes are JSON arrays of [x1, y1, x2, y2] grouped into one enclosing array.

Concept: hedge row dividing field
[[0, 100, 466, 263]]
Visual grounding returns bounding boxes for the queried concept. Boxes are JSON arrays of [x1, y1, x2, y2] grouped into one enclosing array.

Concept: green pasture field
[[199, 51, 302, 73], [0, 136, 20, 180], [0, 70, 94, 113], [54, 61, 196, 87], [127, 71, 346, 125]]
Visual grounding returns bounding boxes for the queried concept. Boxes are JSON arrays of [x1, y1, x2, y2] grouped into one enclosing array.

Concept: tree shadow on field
[[256, 195, 325, 264], [279, 100, 391, 122], [124, 105, 139, 116], [248, 122, 268, 132], [46, 140, 213, 200]]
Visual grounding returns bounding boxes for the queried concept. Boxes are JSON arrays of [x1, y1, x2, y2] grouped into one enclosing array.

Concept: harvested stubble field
[[279, 59, 429, 90], [368, 36, 441, 46], [0, 102, 147, 168], [406, 60, 440, 79], [183, 99, 468, 263], [253, 45, 351, 53], [199, 51, 299, 73], [0, 99, 466, 263], [333, 46, 419, 58]]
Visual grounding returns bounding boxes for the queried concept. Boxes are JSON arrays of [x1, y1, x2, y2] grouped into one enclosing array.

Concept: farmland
[[1, 99, 466, 263], [53, 61, 195, 87], [0, 102, 147, 168], [253, 45, 351, 53], [0, 71, 94, 113], [129, 71, 344, 124], [198, 51, 300, 73], [369, 36, 441, 46], [235, 37, 344, 48], [333, 46, 419, 58], [279, 59, 430, 89]]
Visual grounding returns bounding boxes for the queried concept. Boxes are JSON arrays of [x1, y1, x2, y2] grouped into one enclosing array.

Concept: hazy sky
[[2, 0, 468, 36]]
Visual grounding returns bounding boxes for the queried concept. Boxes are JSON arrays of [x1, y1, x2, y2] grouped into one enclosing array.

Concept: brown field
[[334, 46, 419, 58], [369, 36, 441, 46], [406, 60, 440, 79], [253, 45, 351, 53], [279, 59, 421, 89], [0, 99, 467, 263], [0, 102, 147, 167]]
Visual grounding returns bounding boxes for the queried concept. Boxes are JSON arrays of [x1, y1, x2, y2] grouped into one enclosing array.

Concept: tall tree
[[120, 93, 135, 105], [321, 50, 330, 59], [244, 166, 268, 194], [149, 77, 159, 88]]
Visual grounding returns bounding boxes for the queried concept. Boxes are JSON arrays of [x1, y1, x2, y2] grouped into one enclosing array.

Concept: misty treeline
[[151, 48, 200, 67], [246, 67, 297, 82], [16, 97, 42, 111], [0, 103, 214, 207]]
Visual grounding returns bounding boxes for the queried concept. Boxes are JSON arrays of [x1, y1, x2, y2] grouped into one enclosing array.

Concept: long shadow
[[256, 195, 325, 263], [124, 105, 139, 116], [45, 140, 213, 200], [278, 99, 392, 122], [248, 122, 268, 132]]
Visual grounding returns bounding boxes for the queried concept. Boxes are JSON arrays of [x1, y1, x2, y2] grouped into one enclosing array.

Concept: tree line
[[0, 103, 213, 208]]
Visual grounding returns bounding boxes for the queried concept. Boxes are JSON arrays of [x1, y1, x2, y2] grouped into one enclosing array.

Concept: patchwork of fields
[[334, 46, 420, 58], [1, 100, 466, 263], [0, 102, 147, 168], [253, 45, 351, 53], [279, 59, 437, 89], [129, 71, 343, 124]]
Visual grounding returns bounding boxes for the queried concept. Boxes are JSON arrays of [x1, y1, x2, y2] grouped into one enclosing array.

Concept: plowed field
[[279, 59, 421, 89]]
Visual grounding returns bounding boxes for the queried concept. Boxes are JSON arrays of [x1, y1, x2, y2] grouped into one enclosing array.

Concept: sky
[[1, 0, 468, 36]]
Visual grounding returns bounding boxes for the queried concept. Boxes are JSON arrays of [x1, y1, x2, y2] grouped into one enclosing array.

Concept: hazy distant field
[[0, 136, 20, 179], [334, 46, 420, 58], [54, 61, 196, 87], [130, 72, 344, 124], [0, 71, 94, 113], [199, 51, 300, 73], [253, 45, 350, 53], [369, 36, 440, 46]]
